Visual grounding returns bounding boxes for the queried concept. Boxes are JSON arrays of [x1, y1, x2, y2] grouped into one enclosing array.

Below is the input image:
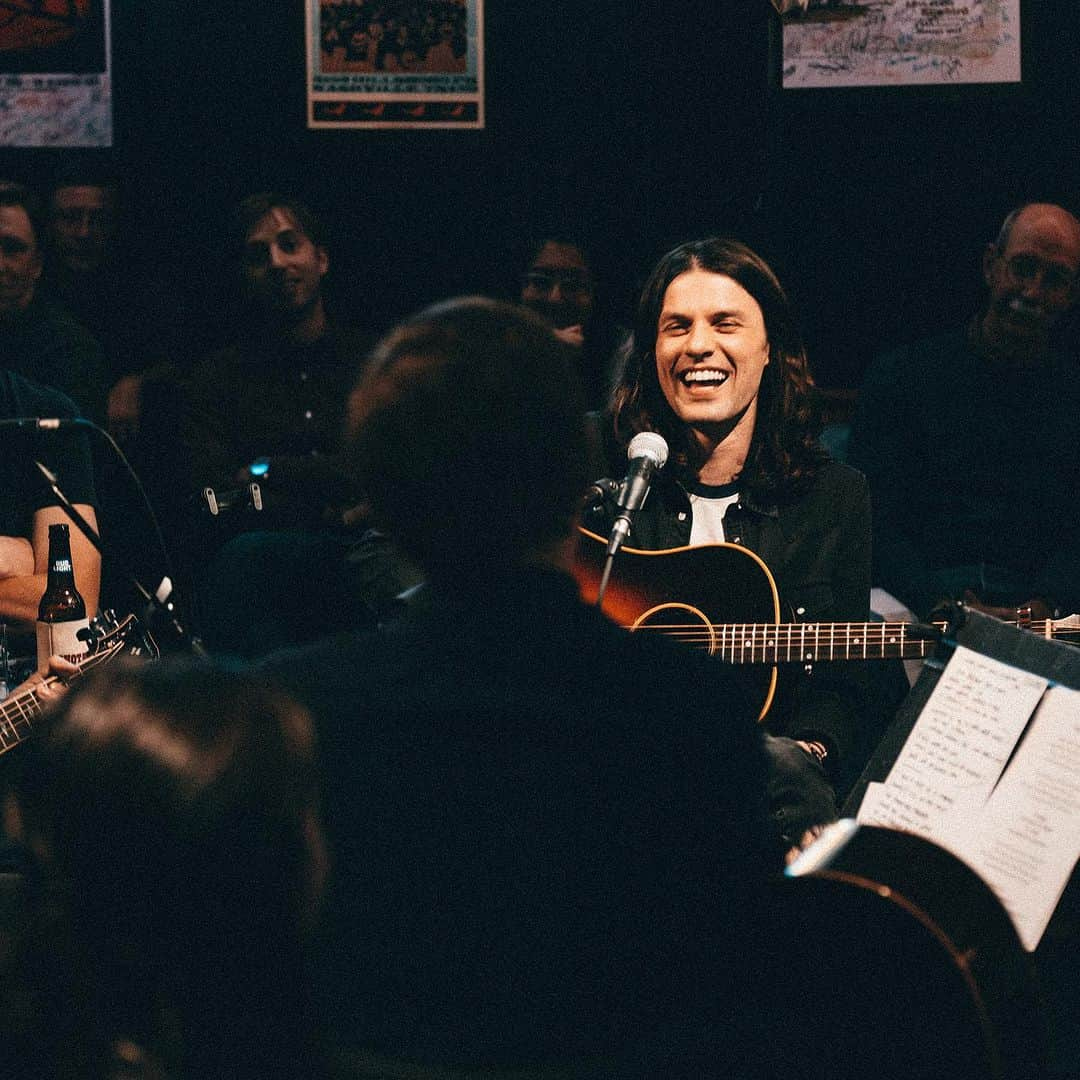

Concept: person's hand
[[553, 324, 585, 348], [784, 824, 826, 866], [763, 734, 838, 861], [961, 590, 1051, 625], [14, 655, 79, 701], [0, 536, 33, 578]]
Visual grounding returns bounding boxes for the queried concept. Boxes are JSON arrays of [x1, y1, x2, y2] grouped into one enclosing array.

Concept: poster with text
[[781, 0, 1021, 88], [0, 0, 111, 146], [307, 0, 484, 130]]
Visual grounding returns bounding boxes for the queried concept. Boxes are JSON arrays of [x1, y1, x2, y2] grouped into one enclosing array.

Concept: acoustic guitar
[[574, 527, 1080, 718]]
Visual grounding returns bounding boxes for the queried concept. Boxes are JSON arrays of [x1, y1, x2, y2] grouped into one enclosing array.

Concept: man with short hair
[[0, 182, 101, 628], [47, 175, 118, 282], [849, 202, 1080, 622], [0, 182, 108, 426], [176, 191, 365, 529], [172, 192, 400, 657], [264, 297, 778, 1076]]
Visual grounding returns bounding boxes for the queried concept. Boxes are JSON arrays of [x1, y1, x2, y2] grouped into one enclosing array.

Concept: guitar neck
[[0, 679, 52, 754], [660, 616, 1080, 665], [651, 620, 939, 665]]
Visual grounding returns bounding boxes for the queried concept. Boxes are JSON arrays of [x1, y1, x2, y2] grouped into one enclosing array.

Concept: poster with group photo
[[779, 0, 1021, 88], [307, 0, 484, 130], [0, 0, 111, 146]]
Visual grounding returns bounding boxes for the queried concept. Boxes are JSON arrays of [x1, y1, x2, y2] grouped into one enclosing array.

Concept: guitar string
[[0, 642, 128, 750]]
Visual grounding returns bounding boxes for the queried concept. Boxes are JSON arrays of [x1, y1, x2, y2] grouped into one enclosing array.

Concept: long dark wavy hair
[[610, 237, 825, 501]]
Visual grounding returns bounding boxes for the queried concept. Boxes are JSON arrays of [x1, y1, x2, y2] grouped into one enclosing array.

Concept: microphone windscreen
[[627, 431, 669, 468]]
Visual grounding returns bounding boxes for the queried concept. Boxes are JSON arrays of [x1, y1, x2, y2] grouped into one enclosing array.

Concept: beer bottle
[[36, 523, 90, 670]]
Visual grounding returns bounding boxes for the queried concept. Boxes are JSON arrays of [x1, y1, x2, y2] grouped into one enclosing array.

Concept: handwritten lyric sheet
[[858, 646, 1080, 950], [781, 0, 1021, 89], [937, 685, 1080, 951], [859, 646, 1047, 837]]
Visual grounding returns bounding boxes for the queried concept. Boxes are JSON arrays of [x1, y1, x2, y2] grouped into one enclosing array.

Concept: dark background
[[1, 0, 1078, 387]]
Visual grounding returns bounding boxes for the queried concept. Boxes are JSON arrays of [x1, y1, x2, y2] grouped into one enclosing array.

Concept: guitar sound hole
[[631, 603, 717, 656]]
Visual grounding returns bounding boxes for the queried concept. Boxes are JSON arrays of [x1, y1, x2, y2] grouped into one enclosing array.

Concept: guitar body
[[770, 825, 1044, 1080], [574, 527, 781, 719]]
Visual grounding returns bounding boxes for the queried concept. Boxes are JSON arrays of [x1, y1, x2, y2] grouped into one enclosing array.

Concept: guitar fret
[[693, 617, 951, 664]]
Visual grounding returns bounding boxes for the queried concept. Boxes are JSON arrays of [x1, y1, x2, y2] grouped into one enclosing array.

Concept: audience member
[[0, 181, 108, 426], [168, 191, 414, 656], [516, 232, 622, 411], [585, 237, 882, 811], [43, 168, 171, 441], [2, 659, 328, 1080], [262, 297, 780, 1076], [848, 202, 1080, 621], [173, 191, 366, 532], [0, 369, 99, 633], [44, 171, 119, 313]]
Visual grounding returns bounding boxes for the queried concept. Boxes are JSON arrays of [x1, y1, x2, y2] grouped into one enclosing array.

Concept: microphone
[[606, 431, 669, 556], [0, 417, 90, 430]]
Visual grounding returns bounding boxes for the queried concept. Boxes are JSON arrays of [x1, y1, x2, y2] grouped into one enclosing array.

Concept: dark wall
[[1, 1, 1077, 387]]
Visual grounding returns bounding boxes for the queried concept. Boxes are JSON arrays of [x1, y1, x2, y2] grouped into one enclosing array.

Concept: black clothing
[[165, 323, 373, 652], [0, 296, 108, 426], [174, 323, 369, 532], [849, 327, 1080, 619], [261, 564, 777, 1075], [0, 370, 97, 539], [583, 458, 874, 786]]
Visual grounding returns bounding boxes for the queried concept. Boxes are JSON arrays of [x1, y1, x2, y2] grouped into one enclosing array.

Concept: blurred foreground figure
[[265, 297, 779, 1077], [2, 659, 328, 1080]]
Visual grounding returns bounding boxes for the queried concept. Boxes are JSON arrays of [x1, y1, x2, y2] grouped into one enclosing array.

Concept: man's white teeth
[[682, 369, 729, 384]]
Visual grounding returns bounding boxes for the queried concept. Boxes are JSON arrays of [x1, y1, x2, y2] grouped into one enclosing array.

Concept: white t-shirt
[[688, 479, 740, 546]]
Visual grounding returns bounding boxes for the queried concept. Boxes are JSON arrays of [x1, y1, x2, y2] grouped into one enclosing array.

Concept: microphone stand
[[582, 478, 623, 609], [35, 461, 207, 657]]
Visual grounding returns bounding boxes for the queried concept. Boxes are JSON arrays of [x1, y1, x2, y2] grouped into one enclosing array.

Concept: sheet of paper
[[936, 685, 1080, 951], [857, 646, 1047, 839]]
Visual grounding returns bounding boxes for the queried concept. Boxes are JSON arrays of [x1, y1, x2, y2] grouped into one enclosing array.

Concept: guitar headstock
[[82, 610, 161, 669]]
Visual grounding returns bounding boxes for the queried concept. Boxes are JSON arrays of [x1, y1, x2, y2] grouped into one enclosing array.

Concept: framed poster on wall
[[778, 0, 1021, 88], [307, 0, 484, 129], [0, 0, 111, 147]]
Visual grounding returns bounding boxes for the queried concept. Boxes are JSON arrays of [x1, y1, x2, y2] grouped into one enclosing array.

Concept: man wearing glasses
[[516, 233, 625, 412], [849, 202, 1080, 624]]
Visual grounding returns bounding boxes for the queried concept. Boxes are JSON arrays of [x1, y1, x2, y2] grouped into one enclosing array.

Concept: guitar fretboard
[[634, 620, 939, 665], [0, 642, 127, 756], [0, 681, 49, 751]]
